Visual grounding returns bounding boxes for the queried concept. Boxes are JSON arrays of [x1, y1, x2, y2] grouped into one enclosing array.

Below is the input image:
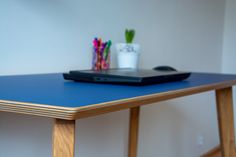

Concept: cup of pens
[[92, 38, 112, 70]]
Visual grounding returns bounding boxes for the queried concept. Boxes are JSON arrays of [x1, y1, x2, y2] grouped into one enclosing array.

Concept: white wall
[[222, 0, 236, 73], [222, 0, 236, 131], [0, 0, 226, 157]]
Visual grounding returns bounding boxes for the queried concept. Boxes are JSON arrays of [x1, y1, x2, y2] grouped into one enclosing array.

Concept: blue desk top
[[0, 72, 236, 108]]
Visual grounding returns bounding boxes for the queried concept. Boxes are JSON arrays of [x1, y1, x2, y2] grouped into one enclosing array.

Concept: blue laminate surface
[[0, 73, 236, 108]]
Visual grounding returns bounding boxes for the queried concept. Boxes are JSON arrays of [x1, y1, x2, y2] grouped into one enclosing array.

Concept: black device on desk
[[63, 67, 191, 86]]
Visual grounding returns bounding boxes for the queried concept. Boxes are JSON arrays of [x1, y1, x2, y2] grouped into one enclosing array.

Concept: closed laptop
[[63, 68, 191, 86]]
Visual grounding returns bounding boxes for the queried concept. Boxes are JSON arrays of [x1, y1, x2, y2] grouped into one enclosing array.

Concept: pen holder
[[92, 38, 112, 70], [92, 47, 110, 70]]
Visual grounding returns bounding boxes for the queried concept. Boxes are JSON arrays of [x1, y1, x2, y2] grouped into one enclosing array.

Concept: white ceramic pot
[[116, 43, 140, 69]]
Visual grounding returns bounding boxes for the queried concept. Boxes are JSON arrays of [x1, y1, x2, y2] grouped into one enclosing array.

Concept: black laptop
[[63, 68, 191, 86]]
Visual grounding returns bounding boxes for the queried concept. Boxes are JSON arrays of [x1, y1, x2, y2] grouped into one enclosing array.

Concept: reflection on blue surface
[[0, 73, 236, 108]]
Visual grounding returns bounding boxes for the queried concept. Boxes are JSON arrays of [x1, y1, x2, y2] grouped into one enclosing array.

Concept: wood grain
[[52, 119, 75, 157], [201, 146, 222, 157], [201, 145, 236, 157], [216, 87, 236, 157], [128, 107, 140, 157]]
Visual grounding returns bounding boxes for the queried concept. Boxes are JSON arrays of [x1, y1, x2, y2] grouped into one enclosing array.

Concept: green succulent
[[125, 29, 135, 43]]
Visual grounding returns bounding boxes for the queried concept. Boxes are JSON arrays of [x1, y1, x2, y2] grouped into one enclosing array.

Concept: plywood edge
[[73, 80, 236, 119], [0, 101, 76, 120], [0, 100, 75, 111], [1, 80, 236, 120]]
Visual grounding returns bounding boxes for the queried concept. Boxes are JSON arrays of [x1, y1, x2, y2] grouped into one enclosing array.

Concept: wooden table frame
[[50, 86, 235, 157], [52, 107, 141, 157], [1, 77, 236, 157]]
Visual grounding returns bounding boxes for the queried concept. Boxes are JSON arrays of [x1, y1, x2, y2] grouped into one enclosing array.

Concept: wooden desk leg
[[52, 119, 75, 157], [128, 107, 140, 157], [216, 87, 235, 157]]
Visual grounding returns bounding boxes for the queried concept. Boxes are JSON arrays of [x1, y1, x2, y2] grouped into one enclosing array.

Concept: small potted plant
[[116, 29, 140, 69]]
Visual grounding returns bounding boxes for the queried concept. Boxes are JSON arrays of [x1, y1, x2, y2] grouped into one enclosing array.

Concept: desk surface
[[0, 72, 236, 120]]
